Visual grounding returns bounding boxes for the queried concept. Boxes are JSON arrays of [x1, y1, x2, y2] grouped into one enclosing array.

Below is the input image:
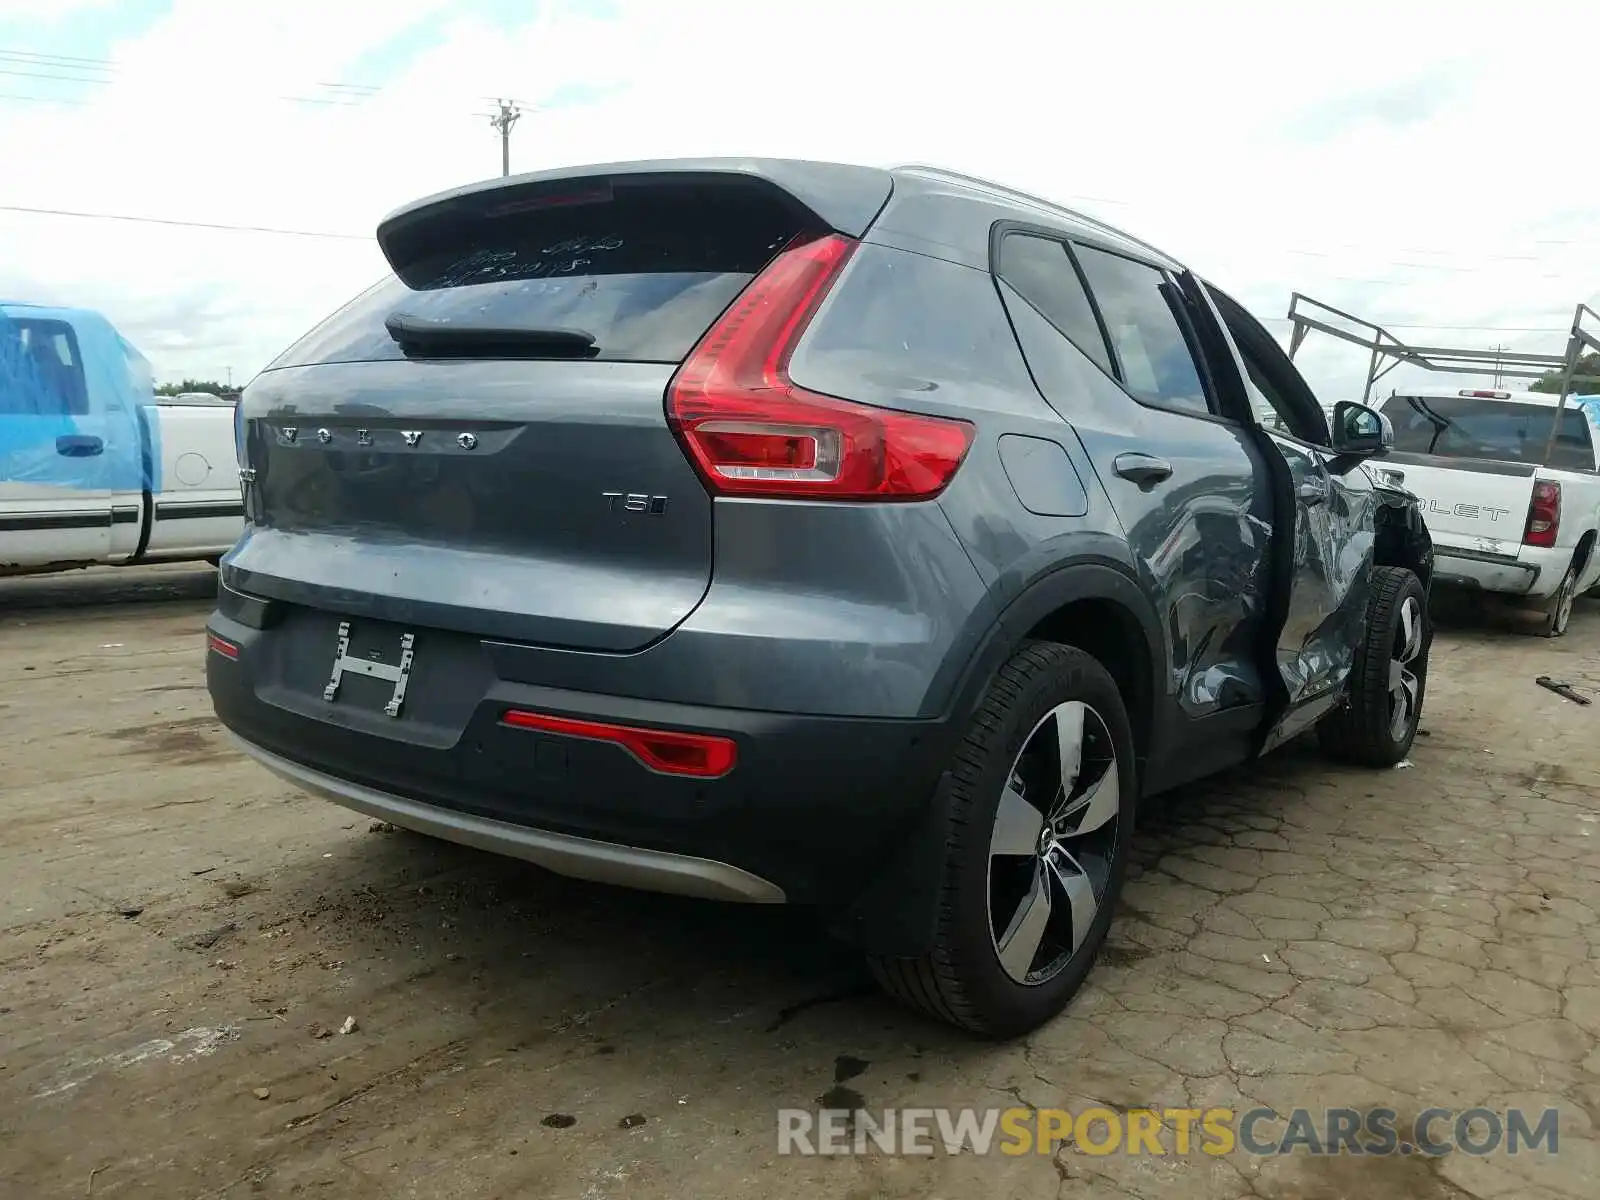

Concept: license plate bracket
[[322, 620, 416, 717]]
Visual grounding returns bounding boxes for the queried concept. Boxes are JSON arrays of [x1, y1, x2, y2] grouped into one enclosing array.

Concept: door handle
[[1112, 452, 1173, 487], [56, 434, 104, 458], [1298, 475, 1329, 505]]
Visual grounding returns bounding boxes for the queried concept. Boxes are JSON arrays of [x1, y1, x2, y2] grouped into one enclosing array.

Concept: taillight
[[666, 232, 974, 501], [207, 632, 239, 660], [1524, 480, 1561, 547], [501, 709, 737, 779]]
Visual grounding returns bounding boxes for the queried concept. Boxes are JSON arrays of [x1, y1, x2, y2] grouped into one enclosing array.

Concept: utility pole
[[1491, 345, 1506, 388], [488, 99, 521, 177]]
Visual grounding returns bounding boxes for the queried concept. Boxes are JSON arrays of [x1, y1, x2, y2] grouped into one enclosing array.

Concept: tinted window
[[996, 278, 1120, 421], [270, 182, 803, 369], [995, 234, 1112, 375], [0, 317, 89, 415], [792, 243, 1036, 401], [1073, 246, 1209, 414], [1380, 395, 1597, 471]]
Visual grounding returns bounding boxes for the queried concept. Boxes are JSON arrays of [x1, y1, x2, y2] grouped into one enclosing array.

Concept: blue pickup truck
[[1, 302, 242, 577]]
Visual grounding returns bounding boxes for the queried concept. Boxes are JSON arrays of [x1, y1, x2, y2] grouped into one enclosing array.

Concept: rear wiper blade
[[384, 312, 598, 358]]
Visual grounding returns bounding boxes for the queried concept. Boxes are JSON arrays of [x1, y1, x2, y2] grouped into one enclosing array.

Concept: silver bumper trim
[[229, 734, 786, 904], [1434, 546, 1531, 570]]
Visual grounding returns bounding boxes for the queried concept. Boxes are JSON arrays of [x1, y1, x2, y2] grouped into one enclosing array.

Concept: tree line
[[156, 379, 237, 398], [1529, 352, 1600, 395]]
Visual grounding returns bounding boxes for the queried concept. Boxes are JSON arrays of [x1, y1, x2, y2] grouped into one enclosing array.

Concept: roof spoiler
[[375, 158, 894, 281]]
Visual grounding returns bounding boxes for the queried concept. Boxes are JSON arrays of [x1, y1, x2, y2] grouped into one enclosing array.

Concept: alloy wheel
[[986, 700, 1120, 986], [1388, 595, 1425, 741], [1554, 571, 1576, 635]]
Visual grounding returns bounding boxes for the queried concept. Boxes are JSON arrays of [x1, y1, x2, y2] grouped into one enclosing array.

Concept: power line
[[0, 62, 374, 108], [0, 47, 530, 105], [1283, 246, 1575, 262], [0, 48, 115, 68], [0, 204, 368, 240], [2, 48, 1588, 263], [0, 203, 1577, 334], [0, 90, 83, 105], [0, 44, 512, 113], [0, 206, 1586, 332], [1261, 318, 1567, 334], [0, 64, 108, 84]]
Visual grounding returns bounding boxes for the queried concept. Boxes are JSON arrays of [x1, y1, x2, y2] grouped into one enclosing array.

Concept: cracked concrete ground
[[2, 565, 1598, 1199]]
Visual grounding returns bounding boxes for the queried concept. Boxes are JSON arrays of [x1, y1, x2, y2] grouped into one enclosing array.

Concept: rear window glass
[[995, 234, 1113, 375], [0, 316, 89, 415], [1380, 395, 1597, 471], [269, 181, 803, 369], [789, 243, 1036, 403]]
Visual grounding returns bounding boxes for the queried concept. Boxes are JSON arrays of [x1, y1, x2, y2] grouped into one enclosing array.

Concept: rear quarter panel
[[785, 239, 1154, 720]]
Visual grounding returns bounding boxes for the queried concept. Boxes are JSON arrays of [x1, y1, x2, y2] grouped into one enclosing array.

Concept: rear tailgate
[[230, 163, 893, 652], [1374, 456, 1535, 552], [1378, 394, 1545, 553]]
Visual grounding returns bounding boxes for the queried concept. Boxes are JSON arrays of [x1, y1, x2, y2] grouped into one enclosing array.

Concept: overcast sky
[[0, 0, 1593, 399]]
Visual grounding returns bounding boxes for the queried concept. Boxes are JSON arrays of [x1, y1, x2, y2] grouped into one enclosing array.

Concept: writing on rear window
[[268, 179, 804, 369], [429, 236, 627, 289]]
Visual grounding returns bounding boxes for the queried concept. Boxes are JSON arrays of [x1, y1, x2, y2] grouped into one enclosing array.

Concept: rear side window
[[789, 243, 1036, 404], [1072, 246, 1210, 414], [0, 317, 90, 415], [995, 234, 1113, 375], [269, 180, 804, 369], [1380, 395, 1597, 471]]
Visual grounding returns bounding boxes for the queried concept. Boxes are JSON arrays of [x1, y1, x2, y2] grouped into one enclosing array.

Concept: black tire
[[867, 641, 1137, 1039], [1537, 564, 1578, 638], [1318, 565, 1429, 767]]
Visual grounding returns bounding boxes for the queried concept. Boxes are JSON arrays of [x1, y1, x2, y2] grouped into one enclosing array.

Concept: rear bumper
[[231, 734, 785, 902], [206, 611, 954, 910], [1431, 542, 1566, 598], [1431, 546, 1539, 595]]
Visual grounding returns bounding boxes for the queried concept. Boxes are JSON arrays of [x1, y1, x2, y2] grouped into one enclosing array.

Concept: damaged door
[[1194, 282, 1377, 752]]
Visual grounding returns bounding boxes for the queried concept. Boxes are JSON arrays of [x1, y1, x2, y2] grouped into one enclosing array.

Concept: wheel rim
[[1388, 595, 1425, 741], [986, 700, 1120, 987], [1555, 573, 1575, 634]]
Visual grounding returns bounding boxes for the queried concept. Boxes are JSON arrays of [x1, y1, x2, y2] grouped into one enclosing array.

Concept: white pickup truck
[[1372, 387, 1600, 636], [1, 302, 243, 578]]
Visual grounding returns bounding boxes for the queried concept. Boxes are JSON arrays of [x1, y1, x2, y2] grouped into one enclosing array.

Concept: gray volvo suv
[[208, 159, 1434, 1037]]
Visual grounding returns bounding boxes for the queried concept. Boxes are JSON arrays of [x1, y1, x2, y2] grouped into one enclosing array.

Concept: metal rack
[[1285, 294, 1600, 468]]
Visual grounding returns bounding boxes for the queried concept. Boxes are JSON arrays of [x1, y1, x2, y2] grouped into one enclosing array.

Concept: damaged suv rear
[[209, 160, 1433, 1037]]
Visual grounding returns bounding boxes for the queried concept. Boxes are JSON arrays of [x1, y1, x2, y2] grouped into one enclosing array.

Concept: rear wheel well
[[1573, 530, 1596, 576], [1025, 599, 1153, 772]]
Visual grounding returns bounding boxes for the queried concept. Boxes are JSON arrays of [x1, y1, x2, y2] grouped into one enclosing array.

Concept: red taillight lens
[[666, 232, 975, 501], [207, 633, 239, 660], [501, 709, 737, 779], [1524, 480, 1561, 547]]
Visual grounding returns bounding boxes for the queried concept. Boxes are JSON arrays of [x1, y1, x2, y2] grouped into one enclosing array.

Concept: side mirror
[[1331, 401, 1392, 457]]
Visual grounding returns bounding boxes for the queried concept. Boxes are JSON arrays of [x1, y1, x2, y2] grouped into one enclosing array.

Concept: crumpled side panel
[[0, 304, 157, 494]]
